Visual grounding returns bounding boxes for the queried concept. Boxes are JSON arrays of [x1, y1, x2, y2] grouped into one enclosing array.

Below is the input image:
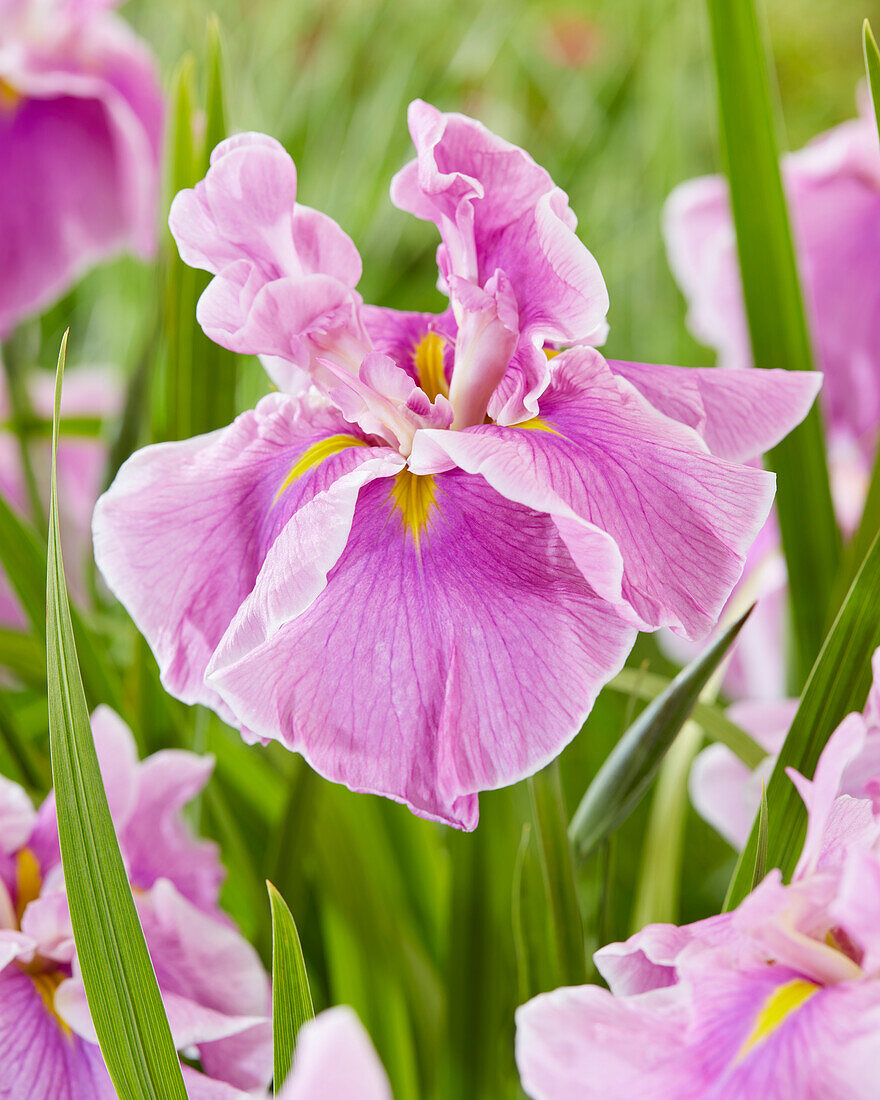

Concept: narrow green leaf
[[725, 531, 880, 910], [607, 668, 765, 768], [47, 333, 187, 1099], [751, 783, 769, 893], [631, 721, 703, 929], [706, 0, 840, 684], [267, 881, 315, 1092], [0, 690, 47, 791], [570, 608, 753, 861], [528, 760, 587, 985], [864, 21, 880, 133]]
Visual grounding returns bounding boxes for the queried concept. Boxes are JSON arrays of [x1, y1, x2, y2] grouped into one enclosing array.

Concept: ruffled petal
[[93, 393, 393, 720], [608, 360, 822, 463], [412, 347, 778, 640], [207, 467, 635, 829]]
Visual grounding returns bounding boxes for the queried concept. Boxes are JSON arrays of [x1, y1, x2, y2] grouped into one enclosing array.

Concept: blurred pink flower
[[691, 649, 880, 849], [0, 0, 163, 335], [661, 98, 880, 699], [0, 363, 121, 627], [0, 706, 271, 1099], [276, 1007, 391, 1100], [516, 685, 880, 1099], [95, 104, 818, 829]]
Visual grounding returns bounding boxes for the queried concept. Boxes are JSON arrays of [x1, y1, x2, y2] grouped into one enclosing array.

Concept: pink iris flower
[[516, 679, 880, 1099], [691, 649, 880, 849], [661, 97, 880, 699], [0, 707, 272, 1099], [0, 0, 163, 336], [0, 363, 121, 627], [94, 101, 819, 829], [276, 1007, 391, 1100]]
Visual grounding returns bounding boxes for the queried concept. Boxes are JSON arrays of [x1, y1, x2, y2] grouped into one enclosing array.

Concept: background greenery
[[6, 0, 877, 1096]]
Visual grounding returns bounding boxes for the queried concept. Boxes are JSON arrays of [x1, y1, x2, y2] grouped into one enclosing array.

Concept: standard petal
[[93, 393, 395, 719], [390, 100, 608, 344], [412, 347, 776, 639], [207, 466, 635, 828], [277, 1007, 392, 1100], [607, 360, 822, 463]]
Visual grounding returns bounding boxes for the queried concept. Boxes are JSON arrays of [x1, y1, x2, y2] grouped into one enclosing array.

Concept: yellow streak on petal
[[736, 979, 819, 1062], [0, 80, 21, 114], [275, 434, 367, 501], [515, 416, 560, 435], [391, 469, 436, 548], [31, 971, 72, 1038], [413, 332, 449, 401], [15, 848, 41, 924], [544, 347, 560, 360]]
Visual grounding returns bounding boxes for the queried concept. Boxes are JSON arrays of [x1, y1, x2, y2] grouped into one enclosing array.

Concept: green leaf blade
[[267, 881, 315, 1092], [570, 608, 753, 861], [47, 332, 187, 1100], [705, 0, 841, 684]]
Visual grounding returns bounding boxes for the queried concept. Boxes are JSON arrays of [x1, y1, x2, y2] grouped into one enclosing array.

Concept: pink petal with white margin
[[93, 393, 398, 724], [207, 466, 635, 829], [411, 347, 785, 640], [607, 360, 823, 463], [516, 984, 693, 1100], [277, 1007, 391, 1100]]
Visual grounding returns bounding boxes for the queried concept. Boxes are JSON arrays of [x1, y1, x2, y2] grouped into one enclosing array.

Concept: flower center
[[413, 333, 449, 402], [15, 847, 41, 924], [735, 978, 819, 1062], [0, 79, 21, 114], [390, 470, 436, 547]]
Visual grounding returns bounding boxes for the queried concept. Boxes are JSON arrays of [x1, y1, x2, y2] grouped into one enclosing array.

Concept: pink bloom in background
[[0, 0, 164, 336], [691, 649, 880, 849], [516, 674, 880, 1099], [276, 1007, 392, 1100], [94, 101, 819, 829], [0, 707, 272, 1099], [661, 98, 880, 700], [0, 364, 121, 627]]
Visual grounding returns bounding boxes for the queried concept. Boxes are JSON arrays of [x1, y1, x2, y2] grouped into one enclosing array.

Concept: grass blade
[[705, 0, 841, 685], [570, 607, 752, 861], [750, 782, 769, 892], [607, 668, 764, 768], [267, 881, 315, 1092], [725, 531, 880, 910], [528, 761, 587, 985], [864, 21, 880, 132], [47, 332, 187, 1099]]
